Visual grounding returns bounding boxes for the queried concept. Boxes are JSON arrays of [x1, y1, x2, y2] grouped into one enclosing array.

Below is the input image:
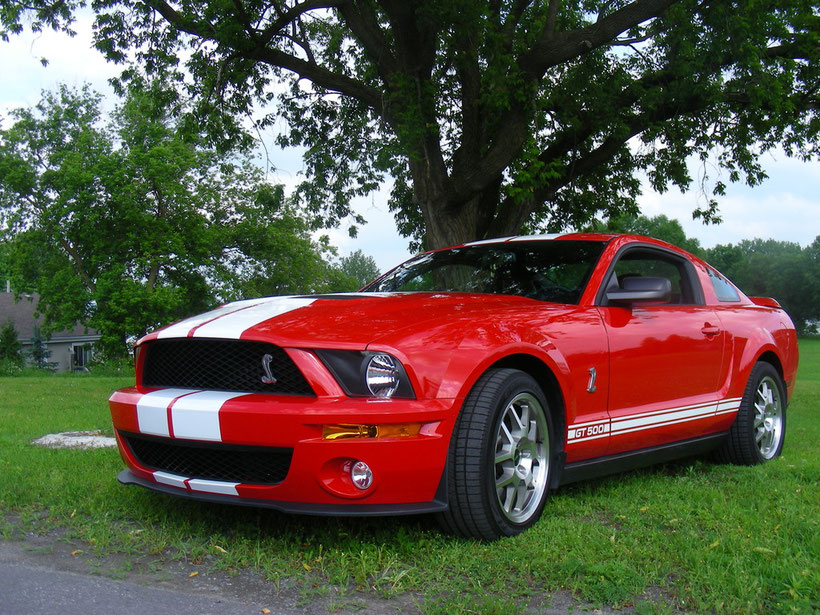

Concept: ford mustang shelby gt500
[[109, 234, 798, 540]]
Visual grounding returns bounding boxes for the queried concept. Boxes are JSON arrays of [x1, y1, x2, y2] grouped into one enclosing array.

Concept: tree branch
[[493, 61, 820, 235], [256, 0, 347, 46], [544, 0, 560, 39], [522, 0, 677, 75], [146, 0, 384, 111], [337, 2, 398, 76], [57, 236, 96, 294], [502, 0, 533, 50]]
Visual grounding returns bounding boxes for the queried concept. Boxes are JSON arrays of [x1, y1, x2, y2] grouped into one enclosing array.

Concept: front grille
[[121, 432, 292, 485], [141, 339, 314, 396]]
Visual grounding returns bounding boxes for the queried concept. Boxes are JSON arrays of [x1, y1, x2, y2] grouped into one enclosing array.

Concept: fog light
[[350, 460, 373, 490]]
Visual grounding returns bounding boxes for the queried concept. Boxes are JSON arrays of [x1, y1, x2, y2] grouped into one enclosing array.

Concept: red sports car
[[109, 234, 798, 540]]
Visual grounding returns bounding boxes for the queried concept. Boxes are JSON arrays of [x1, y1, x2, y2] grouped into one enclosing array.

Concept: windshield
[[364, 240, 606, 304]]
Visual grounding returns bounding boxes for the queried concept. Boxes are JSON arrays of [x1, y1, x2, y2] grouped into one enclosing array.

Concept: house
[[0, 281, 102, 372]]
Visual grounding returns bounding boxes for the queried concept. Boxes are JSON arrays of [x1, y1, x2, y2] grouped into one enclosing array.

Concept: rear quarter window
[[707, 268, 741, 302]]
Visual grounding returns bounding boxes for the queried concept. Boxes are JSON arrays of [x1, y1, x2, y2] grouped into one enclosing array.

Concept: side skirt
[[559, 432, 728, 486]]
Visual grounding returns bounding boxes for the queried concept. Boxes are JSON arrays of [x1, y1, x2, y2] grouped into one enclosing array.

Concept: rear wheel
[[437, 368, 555, 540], [715, 362, 786, 465]]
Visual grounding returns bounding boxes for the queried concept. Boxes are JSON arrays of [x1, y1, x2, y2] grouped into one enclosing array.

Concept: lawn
[[1, 340, 818, 614]]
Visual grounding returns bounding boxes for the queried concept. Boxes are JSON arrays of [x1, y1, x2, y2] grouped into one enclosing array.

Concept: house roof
[[0, 290, 100, 343]]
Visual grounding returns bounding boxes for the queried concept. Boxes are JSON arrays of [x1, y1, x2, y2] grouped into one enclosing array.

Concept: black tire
[[437, 368, 555, 540], [714, 362, 787, 465]]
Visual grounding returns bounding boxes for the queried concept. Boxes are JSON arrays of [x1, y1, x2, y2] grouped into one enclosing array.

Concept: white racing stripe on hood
[[156, 298, 270, 339], [191, 296, 317, 339]]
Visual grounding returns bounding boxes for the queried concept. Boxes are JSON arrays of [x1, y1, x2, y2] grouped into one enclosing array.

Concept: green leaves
[[0, 82, 357, 357], [4, 1, 819, 249], [706, 237, 820, 335]]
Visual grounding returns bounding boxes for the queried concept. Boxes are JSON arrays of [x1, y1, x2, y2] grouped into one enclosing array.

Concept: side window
[[706, 268, 741, 302], [606, 248, 701, 305]]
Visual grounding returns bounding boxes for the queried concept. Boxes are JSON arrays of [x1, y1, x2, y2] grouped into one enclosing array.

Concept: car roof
[[460, 232, 618, 247], [425, 233, 700, 264]]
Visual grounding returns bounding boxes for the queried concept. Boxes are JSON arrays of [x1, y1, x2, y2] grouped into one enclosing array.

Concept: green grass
[[1, 341, 819, 614]]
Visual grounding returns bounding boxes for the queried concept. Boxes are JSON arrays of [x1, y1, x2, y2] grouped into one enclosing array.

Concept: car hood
[[143, 292, 574, 349]]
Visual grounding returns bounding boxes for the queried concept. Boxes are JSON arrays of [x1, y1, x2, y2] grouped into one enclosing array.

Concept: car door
[[597, 246, 728, 455]]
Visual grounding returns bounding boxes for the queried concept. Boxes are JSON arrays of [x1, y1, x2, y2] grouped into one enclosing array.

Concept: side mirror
[[606, 276, 672, 305]]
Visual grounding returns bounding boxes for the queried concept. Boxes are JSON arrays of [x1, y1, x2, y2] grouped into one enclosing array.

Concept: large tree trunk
[[412, 162, 511, 249]]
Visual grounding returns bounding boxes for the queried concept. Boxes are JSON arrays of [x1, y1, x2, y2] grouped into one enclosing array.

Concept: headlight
[[366, 353, 401, 397], [315, 350, 415, 399]]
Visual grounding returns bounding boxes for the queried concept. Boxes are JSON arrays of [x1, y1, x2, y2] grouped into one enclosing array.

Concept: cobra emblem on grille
[[261, 353, 278, 384]]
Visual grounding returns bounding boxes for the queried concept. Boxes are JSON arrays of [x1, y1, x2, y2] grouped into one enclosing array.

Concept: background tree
[[3, 1, 817, 249], [0, 320, 23, 369], [0, 84, 344, 357], [337, 249, 381, 289], [587, 212, 702, 254], [28, 326, 55, 371], [703, 238, 819, 335]]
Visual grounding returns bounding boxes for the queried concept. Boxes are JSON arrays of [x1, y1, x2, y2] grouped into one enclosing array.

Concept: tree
[[0, 84, 343, 357], [704, 238, 819, 335], [0, 320, 23, 367], [28, 326, 55, 370], [338, 249, 381, 288], [3, 1, 817, 249], [807, 237, 820, 323], [588, 212, 702, 254]]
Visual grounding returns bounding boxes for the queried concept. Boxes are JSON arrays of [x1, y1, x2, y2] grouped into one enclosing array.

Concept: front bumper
[[117, 469, 448, 516], [109, 387, 457, 511]]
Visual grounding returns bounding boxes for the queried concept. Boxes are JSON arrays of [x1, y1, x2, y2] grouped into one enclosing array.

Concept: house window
[[71, 344, 92, 370]]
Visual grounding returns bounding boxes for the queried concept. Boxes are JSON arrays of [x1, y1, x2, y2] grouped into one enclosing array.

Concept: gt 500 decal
[[569, 422, 610, 440]]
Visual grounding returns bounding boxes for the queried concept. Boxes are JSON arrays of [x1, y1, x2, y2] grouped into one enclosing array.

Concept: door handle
[[701, 324, 721, 336]]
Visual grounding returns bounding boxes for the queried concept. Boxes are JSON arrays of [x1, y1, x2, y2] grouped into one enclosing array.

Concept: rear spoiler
[[750, 296, 781, 309]]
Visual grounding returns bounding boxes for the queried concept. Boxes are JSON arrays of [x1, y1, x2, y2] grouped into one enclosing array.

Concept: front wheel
[[437, 368, 555, 541], [715, 362, 787, 465]]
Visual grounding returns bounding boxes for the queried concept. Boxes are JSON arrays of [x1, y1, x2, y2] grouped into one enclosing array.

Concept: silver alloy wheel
[[493, 392, 549, 523], [754, 375, 784, 460]]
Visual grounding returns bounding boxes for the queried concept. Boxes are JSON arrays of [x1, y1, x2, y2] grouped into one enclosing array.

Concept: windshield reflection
[[363, 240, 606, 305]]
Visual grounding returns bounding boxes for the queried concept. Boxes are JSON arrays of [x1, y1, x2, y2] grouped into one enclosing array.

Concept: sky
[[2, 17, 818, 273]]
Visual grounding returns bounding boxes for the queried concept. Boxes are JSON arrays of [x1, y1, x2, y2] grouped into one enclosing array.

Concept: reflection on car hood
[[144, 292, 573, 349]]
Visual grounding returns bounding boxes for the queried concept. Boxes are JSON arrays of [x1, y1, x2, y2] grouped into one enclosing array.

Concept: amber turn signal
[[322, 423, 422, 440]]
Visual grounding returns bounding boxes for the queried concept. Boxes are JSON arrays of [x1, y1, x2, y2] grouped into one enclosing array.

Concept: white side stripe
[[567, 397, 742, 444], [611, 403, 716, 432], [171, 391, 249, 441], [136, 388, 193, 437]]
